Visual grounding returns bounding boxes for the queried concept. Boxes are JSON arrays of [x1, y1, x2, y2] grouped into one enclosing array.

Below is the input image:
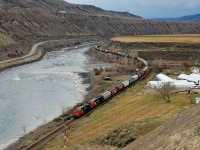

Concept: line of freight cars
[[73, 45, 149, 118]]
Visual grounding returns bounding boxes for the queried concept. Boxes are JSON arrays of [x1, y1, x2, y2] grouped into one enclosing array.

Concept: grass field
[[111, 34, 200, 43], [43, 74, 199, 150]]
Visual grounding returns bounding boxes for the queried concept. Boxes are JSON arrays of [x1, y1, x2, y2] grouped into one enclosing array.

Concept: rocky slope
[[0, 0, 142, 18], [0, 0, 200, 61], [124, 104, 200, 150]]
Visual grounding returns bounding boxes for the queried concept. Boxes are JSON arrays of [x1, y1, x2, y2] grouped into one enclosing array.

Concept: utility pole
[[63, 121, 70, 149]]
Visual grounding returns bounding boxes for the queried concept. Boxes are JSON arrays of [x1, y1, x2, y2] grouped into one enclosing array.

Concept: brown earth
[[103, 39, 200, 63], [0, 0, 200, 61]]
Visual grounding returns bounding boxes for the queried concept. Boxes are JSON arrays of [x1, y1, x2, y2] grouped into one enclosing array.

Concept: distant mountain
[[150, 18, 176, 21], [176, 14, 200, 21], [151, 14, 200, 21]]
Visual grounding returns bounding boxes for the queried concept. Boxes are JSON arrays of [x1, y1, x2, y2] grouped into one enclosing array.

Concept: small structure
[[147, 73, 200, 89], [195, 97, 200, 104], [178, 74, 200, 83], [147, 81, 196, 89], [156, 73, 173, 81]]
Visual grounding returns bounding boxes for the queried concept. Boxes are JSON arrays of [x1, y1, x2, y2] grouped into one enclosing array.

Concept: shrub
[[181, 61, 192, 70], [153, 58, 167, 72], [94, 68, 102, 75]]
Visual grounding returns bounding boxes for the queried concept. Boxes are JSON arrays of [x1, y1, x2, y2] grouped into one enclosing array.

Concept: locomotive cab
[[73, 102, 91, 118], [90, 97, 101, 108], [73, 107, 83, 118]]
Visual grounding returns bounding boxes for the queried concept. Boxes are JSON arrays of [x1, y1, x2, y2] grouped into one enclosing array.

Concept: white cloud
[[186, 0, 200, 8]]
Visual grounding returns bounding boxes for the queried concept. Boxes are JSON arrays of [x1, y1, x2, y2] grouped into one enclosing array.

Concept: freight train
[[73, 45, 149, 118]]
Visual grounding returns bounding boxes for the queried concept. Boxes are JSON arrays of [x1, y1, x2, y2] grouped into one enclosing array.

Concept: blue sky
[[65, 0, 200, 18]]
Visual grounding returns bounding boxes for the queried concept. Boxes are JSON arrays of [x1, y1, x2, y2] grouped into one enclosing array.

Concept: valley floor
[[6, 35, 200, 150], [42, 40, 200, 149]]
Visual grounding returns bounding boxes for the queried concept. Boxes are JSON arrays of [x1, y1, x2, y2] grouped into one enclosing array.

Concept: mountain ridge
[[0, 0, 200, 61], [0, 0, 142, 18], [177, 14, 200, 21], [151, 14, 200, 21]]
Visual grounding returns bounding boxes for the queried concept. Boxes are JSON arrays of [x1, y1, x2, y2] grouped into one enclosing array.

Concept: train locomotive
[[73, 45, 149, 118]]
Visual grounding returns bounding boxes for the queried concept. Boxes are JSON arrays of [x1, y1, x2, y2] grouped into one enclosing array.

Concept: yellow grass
[[111, 34, 200, 43], [43, 78, 199, 149]]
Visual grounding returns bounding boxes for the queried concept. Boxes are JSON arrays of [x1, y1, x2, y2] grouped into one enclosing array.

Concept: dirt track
[[0, 40, 51, 72]]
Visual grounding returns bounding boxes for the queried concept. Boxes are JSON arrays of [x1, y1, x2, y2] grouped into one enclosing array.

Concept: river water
[[0, 45, 93, 149]]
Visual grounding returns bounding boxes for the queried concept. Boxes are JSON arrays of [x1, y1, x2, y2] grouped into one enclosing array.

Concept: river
[[0, 44, 93, 149]]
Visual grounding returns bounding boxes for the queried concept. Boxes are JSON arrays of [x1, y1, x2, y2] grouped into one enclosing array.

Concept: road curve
[[0, 40, 66, 72], [0, 41, 46, 72]]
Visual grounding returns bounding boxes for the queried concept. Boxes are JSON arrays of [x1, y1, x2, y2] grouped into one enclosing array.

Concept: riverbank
[[0, 36, 104, 73], [4, 71, 89, 150], [3, 44, 103, 150]]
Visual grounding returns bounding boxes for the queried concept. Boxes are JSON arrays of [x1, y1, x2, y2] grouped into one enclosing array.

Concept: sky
[[65, 0, 200, 18]]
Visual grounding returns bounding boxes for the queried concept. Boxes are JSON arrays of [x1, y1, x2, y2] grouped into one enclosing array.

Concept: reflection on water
[[0, 45, 91, 149]]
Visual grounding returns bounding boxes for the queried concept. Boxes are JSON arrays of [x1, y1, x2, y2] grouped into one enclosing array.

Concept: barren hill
[[124, 104, 200, 150], [0, 0, 142, 18], [0, 0, 200, 61]]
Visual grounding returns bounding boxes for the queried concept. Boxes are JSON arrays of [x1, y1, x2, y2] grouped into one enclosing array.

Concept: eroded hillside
[[124, 104, 200, 150]]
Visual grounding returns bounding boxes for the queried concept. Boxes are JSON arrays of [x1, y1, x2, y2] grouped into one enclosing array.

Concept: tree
[[181, 61, 192, 71], [156, 82, 175, 103]]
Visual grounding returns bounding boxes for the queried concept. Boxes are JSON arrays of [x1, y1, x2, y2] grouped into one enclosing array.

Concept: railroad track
[[23, 45, 149, 150], [23, 118, 74, 150]]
